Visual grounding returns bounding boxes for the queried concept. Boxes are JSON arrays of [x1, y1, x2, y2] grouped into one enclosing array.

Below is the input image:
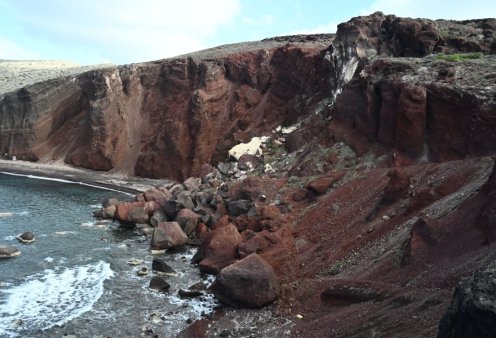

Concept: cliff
[[2, 11, 496, 337], [0, 36, 333, 180]]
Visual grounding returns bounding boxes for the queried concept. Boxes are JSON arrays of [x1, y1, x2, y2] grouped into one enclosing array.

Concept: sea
[[0, 172, 216, 337]]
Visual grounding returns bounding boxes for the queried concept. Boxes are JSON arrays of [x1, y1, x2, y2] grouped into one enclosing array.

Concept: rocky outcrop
[[209, 253, 280, 308], [330, 13, 496, 164], [437, 259, 496, 338]]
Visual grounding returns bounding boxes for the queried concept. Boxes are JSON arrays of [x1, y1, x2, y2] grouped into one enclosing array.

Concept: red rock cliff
[[0, 36, 333, 180]]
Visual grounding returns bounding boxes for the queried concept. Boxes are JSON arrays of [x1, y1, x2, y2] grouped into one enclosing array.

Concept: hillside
[[1, 12, 496, 337]]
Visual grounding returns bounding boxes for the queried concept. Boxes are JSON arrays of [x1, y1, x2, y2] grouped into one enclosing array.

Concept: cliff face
[[0, 37, 333, 180]]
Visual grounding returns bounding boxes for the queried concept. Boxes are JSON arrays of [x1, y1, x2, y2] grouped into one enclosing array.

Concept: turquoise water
[[0, 173, 215, 337]]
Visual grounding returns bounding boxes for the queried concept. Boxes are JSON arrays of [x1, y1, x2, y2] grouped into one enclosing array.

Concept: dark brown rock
[[16, 231, 35, 244], [151, 258, 176, 275], [199, 256, 238, 275], [178, 289, 203, 299], [149, 276, 170, 292], [192, 223, 242, 264], [209, 253, 280, 307], [175, 208, 200, 236]]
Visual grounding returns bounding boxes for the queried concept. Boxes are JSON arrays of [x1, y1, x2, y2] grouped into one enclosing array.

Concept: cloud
[[2, 0, 241, 64], [360, 0, 496, 20], [0, 37, 38, 59], [289, 21, 338, 35], [242, 15, 274, 26]]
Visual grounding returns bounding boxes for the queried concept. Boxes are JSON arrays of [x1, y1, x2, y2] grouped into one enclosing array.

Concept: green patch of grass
[[435, 52, 483, 62]]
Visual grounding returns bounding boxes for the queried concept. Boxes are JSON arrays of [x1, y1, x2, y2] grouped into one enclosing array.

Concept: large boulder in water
[[209, 253, 279, 308], [437, 260, 496, 338], [16, 231, 35, 244], [150, 222, 188, 251], [0, 245, 21, 258]]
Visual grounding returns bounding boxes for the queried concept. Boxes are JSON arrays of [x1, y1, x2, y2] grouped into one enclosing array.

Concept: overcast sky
[[0, 0, 494, 65]]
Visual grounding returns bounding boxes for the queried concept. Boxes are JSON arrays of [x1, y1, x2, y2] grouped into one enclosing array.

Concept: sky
[[0, 0, 495, 65]]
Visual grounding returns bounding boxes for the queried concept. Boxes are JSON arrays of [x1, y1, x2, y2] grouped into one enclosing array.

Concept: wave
[[0, 261, 114, 336]]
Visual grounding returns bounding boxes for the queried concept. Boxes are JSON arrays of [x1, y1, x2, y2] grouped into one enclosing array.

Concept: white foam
[[3, 236, 15, 241], [44, 257, 54, 263], [0, 261, 113, 336], [81, 221, 95, 227]]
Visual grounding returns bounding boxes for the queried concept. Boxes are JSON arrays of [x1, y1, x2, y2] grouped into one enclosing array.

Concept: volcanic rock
[[0, 245, 21, 258], [174, 208, 200, 236], [437, 260, 496, 338], [306, 174, 343, 195], [226, 200, 251, 216], [115, 201, 159, 225], [150, 222, 188, 251], [16, 231, 35, 244], [209, 253, 280, 308], [149, 276, 171, 292], [178, 289, 203, 299], [192, 223, 242, 264], [143, 187, 172, 205], [150, 208, 167, 227], [199, 256, 238, 275], [151, 258, 176, 275], [183, 177, 201, 192]]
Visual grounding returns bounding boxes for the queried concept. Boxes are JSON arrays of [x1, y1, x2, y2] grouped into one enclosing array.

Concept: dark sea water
[[0, 173, 215, 338]]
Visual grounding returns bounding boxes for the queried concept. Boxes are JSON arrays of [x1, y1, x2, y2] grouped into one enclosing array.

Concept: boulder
[[209, 253, 280, 307], [192, 223, 242, 263], [174, 191, 195, 210], [143, 187, 172, 205], [101, 205, 116, 219], [152, 258, 176, 275], [150, 208, 168, 227], [162, 201, 179, 220], [237, 231, 279, 259], [175, 208, 200, 236], [150, 222, 188, 251], [0, 245, 21, 258], [149, 276, 171, 292], [16, 231, 35, 244], [226, 200, 251, 216], [178, 289, 203, 299], [199, 256, 238, 275], [115, 201, 159, 224], [183, 177, 202, 192], [438, 260, 496, 338], [102, 198, 119, 208]]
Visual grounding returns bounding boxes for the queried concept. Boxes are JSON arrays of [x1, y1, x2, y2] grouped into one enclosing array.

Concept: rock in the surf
[[0, 245, 21, 258], [16, 231, 35, 244]]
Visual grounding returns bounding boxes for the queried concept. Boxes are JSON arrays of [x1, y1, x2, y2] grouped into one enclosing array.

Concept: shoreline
[[0, 159, 171, 195]]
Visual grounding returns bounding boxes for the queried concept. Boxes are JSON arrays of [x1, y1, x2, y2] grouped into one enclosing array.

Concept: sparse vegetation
[[435, 52, 483, 62]]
